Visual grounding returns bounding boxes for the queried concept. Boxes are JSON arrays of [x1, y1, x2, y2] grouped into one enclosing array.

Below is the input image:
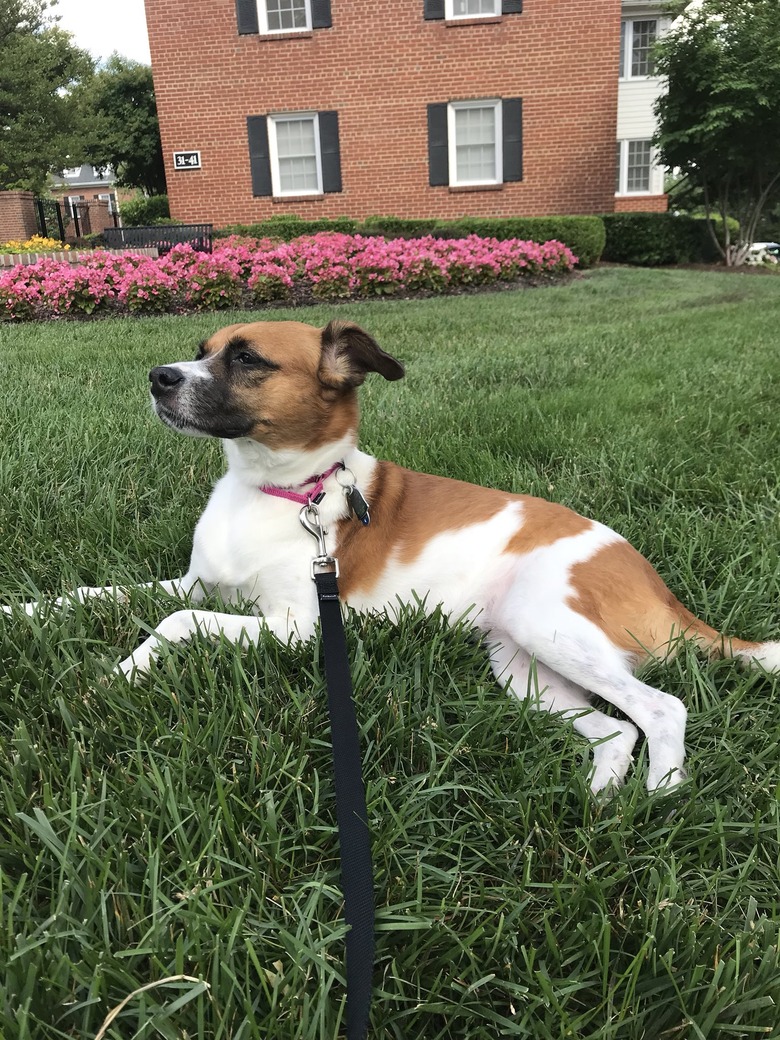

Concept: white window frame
[[615, 139, 655, 196], [97, 192, 117, 214], [65, 194, 85, 217], [267, 111, 323, 197], [447, 98, 502, 188], [257, 0, 311, 34], [619, 17, 659, 79], [445, 0, 500, 19]]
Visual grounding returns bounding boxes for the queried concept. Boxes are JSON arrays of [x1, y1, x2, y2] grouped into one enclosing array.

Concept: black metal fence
[[34, 197, 65, 241], [104, 224, 213, 255], [34, 197, 121, 241]]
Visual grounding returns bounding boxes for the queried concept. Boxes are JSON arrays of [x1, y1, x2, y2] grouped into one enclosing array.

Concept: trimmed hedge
[[218, 215, 360, 240], [600, 212, 738, 266], [215, 214, 606, 267], [436, 217, 605, 267]]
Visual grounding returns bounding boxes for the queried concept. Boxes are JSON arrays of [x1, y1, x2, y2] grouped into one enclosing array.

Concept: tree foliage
[[0, 0, 93, 192], [78, 56, 167, 196], [654, 0, 780, 265]]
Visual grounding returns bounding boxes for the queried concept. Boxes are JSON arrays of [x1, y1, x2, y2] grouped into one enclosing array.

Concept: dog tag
[[347, 486, 370, 526]]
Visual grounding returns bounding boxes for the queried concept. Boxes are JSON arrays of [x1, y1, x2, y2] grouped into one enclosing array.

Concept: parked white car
[[746, 242, 780, 265]]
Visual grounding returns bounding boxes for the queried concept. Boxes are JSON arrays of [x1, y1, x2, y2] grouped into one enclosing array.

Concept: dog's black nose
[[149, 366, 184, 396]]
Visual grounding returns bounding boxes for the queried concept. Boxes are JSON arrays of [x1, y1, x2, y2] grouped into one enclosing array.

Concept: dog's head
[[148, 319, 404, 449]]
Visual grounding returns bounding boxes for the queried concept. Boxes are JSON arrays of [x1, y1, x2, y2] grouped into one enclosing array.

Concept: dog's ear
[[318, 320, 405, 390]]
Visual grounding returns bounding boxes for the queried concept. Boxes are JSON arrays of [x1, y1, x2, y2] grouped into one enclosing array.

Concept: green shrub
[[119, 194, 171, 227], [600, 212, 738, 266], [215, 214, 606, 266], [360, 215, 440, 238], [72, 233, 107, 250], [434, 216, 605, 267], [216, 215, 359, 240]]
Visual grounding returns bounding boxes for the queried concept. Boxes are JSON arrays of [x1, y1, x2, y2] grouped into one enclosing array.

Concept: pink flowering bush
[[0, 233, 577, 321]]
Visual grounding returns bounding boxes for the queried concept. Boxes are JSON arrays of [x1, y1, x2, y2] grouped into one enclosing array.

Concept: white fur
[[737, 641, 780, 672]]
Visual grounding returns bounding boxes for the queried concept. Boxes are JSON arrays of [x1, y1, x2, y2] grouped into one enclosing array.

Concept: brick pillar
[[0, 191, 39, 242], [86, 199, 114, 234]]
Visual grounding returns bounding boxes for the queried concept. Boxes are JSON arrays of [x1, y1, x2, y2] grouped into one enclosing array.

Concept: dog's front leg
[[116, 609, 314, 681], [2, 575, 205, 618]]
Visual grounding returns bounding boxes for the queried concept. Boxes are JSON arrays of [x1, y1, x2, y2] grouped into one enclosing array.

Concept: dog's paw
[[588, 721, 638, 797], [647, 765, 689, 795]]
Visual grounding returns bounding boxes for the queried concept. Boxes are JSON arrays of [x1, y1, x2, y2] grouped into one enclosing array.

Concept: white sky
[[51, 0, 152, 65]]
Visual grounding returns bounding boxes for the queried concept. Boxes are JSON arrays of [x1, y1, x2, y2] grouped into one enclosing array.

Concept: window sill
[[448, 182, 504, 193], [256, 30, 314, 41], [445, 16, 502, 27], [272, 193, 325, 203]]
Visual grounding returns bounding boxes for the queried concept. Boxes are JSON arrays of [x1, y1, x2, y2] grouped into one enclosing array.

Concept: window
[[62, 166, 83, 179], [97, 192, 118, 214], [65, 195, 84, 217], [236, 0, 331, 34], [616, 139, 653, 194], [424, 0, 522, 19], [449, 100, 502, 186], [620, 18, 657, 77], [447, 0, 499, 17], [260, 0, 309, 33], [429, 98, 522, 188], [269, 113, 321, 195], [247, 111, 342, 197]]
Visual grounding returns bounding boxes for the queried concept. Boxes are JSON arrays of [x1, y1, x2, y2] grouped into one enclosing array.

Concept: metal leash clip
[[299, 501, 339, 579]]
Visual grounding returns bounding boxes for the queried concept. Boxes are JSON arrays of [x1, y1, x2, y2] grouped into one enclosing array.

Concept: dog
[[5, 319, 779, 793]]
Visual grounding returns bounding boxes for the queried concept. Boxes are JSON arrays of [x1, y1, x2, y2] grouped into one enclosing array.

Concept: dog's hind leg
[[489, 637, 638, 794], [495, 604, 687, 792]]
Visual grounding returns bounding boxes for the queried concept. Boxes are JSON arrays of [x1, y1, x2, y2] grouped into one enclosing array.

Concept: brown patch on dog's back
[[335, 463, 515, 598], [336, 466, 598, 600], [504, 499, 593, 555]]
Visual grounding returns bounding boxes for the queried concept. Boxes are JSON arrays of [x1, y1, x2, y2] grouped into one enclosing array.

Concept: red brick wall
[[614, 194, 668, 212], [146, 0, 622, 225], [0, 191, 39, 242]]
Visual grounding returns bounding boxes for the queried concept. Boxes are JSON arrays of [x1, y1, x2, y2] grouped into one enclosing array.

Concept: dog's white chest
[[188, 474, 319, 607]]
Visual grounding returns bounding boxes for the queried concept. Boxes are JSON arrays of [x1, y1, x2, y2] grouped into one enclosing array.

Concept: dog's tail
[[676, 608, 780, 673]]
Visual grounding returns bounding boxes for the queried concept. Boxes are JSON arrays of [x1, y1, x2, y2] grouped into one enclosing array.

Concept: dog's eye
[[234, 351, 259, 365]]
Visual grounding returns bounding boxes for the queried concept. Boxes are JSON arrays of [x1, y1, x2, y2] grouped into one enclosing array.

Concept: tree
[[0, 0, 93, 192], [78, 55, 167, 196], [653, 0, 780, 265]]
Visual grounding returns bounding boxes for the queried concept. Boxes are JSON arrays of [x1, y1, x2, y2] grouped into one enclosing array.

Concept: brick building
[[144, 0, 665, 225]]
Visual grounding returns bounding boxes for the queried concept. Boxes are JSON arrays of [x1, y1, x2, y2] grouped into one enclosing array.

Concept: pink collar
[[259, 461, 343, 505]]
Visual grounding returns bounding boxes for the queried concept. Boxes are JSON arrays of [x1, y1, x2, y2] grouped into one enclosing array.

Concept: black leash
[[300, 501, 374, 1040]]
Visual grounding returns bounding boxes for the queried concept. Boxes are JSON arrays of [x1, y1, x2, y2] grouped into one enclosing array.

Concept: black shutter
[[319, 111, 342, 193], [502, 0, 523, 13], [247, 116, 272, 196], [311, 0, 332, 28], [236, 0, 259, 34], [427, 103, 449, 186], [424, 0, 445, 20], [502, 97, 523, 182]]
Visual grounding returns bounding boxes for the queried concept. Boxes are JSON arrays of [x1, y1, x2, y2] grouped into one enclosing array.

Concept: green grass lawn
[[1, 267, 779, 1039]]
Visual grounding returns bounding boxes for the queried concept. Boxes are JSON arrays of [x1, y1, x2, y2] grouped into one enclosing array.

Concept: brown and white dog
[[8, 319, 780, 793]]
